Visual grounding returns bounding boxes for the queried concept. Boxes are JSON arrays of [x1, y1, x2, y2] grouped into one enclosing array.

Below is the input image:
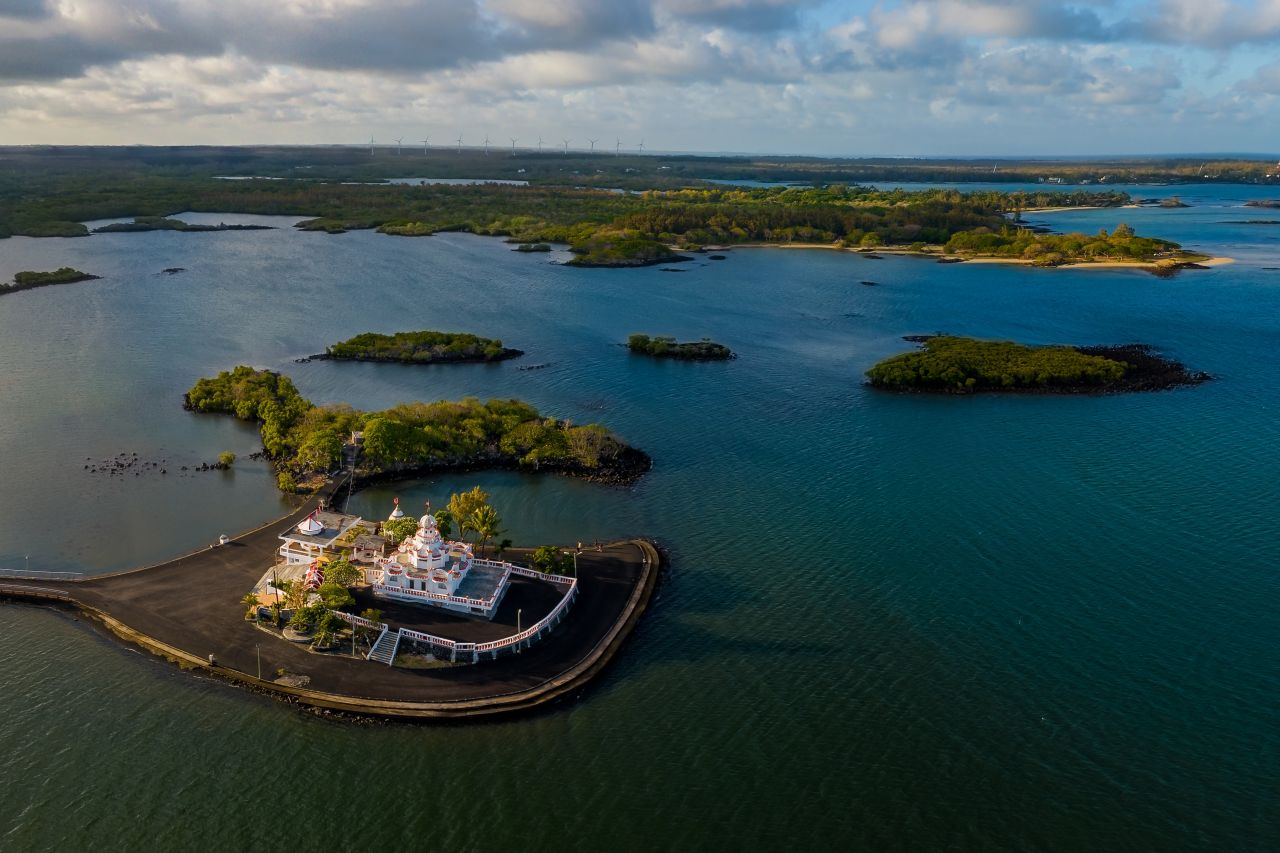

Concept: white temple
[[369, 500, 512, 619]]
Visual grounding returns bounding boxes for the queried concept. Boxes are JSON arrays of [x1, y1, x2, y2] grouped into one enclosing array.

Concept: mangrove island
[[628, 334, 735, 361], [319, 330, 523, 364], [183, 366, 649, 492], [93, 216, 274, 233], [2, 267, 100, 296], [866, 335, 1209, 394]]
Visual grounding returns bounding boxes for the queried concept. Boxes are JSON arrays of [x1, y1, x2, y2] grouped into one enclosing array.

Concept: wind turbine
[[483, 135, 490, 156], [562, 138, 570, 154], [615, 138, 622, 157], [510, 137, 518, 155], [369, 135, 375, 155], [422, 136, 430, 153], [537, 136, 544, 153], [637, 139, 645, 154], [587, 138, 598, 153], [394, 137, 403, 156], [456, 134, 463, 153]]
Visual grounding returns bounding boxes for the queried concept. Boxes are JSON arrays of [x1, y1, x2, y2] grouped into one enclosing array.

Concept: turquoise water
[[0, 186, 1277, 850]]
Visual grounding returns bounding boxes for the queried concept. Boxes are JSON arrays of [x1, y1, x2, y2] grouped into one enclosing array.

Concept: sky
[[1, 0, 1279, 156]]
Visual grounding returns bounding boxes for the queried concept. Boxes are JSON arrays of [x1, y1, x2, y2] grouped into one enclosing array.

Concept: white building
[[368, 503, 512, 620], [278, 508, 363, 565]]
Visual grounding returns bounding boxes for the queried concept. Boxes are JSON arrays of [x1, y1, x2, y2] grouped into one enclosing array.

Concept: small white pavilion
[[277, 506, 363, 565]]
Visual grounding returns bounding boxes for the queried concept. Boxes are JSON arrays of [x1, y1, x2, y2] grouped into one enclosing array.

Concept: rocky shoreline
[[348, 445, 653, 489]]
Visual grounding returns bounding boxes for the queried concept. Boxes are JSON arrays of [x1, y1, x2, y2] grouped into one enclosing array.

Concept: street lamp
[[517, 608, 522, 634]]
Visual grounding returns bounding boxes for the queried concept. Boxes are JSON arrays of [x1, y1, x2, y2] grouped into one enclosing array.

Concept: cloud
[[0, 0, 1278, 153]]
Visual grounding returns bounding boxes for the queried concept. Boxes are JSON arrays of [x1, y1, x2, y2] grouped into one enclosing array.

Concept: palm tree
[[240, 593, 260, 621], [469, 505, 502, 557]]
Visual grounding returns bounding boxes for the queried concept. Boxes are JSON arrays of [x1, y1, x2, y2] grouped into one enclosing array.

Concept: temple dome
[[388, 498, 404, 520], [297, 513, 324, 535]]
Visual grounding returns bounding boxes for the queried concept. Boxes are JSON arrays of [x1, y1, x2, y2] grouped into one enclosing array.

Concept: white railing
[[371, 581, 503, 610], [509, 565, 575, 585], [474, 579, 579, 653], [332, 610, 383, 630]]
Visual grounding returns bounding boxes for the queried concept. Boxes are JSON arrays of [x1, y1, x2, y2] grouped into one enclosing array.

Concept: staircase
[[367, 626, 401, 666]]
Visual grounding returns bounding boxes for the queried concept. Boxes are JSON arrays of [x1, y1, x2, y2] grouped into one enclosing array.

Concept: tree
[[434, 509, 455, 540], [448, 486, 490, 543], [531, 545, 572, 574], [318, 581, 354, 611], [469, 505, 503, 557], [276, 471, 298, 493], [383, 516, 419, 544], [240, 592, 260, 620], [860, 232, 882, 248], [324, 559, 362, 587], [219, 451, 237, 467], [495, 538, 512, 558]]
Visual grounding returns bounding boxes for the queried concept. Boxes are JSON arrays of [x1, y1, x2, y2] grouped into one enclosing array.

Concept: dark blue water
[[0, 187, 1277, 850]]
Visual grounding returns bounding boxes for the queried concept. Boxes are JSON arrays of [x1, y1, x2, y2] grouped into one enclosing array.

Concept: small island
[[319, 330, 523, 364], [866, 336, 1208, 394], [1243, 200, 1280, 209], [628, 334, 735, 361], [568, 237, 691, 268], [184, 366, 649, 492], [93, 216, 274, 233], [2, 267, 100, 296], [514, 243, 552, 252]]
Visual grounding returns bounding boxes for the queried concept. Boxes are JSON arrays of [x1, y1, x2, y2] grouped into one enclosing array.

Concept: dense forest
[[183, 366, 645, 490], [324, 330, 520, 363]]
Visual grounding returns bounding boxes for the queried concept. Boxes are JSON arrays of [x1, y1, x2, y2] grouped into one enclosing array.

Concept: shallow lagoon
[[0, 193, 1277, 849]]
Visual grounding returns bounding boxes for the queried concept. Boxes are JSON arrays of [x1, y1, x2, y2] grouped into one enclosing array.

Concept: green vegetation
[[444, 486, 505, 555], [944, 223, 1200, 266], [184, 365, 645, 491], [92, 216, 272, 233], [323, 559, 362, 587], [515, 243, 552, 252], [217, 451, 236, 467], [567, 236, 689, 267], [0, 146, 1216, 266], [382, 516, 420, 544], [628, 334, 735, 361], [531, 545, 574, 575], [325, 330, 520, 363], [3, 267, 100, 295], [866, 336, 1128, 392]]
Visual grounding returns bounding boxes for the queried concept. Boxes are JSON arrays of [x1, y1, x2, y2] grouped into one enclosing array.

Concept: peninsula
[[2, 267, 100, 296], [183, 366, 650, 492], [319, 330, 523, 364], [627, 334, 735, 361], [866, 336, 1209, 394]]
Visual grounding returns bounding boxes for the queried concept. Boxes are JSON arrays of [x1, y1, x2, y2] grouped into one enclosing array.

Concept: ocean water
[[0, 186, 1277, 851]]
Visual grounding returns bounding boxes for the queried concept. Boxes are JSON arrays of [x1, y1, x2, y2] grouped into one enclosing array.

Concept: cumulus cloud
[[0, 0, 1278, 152]]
